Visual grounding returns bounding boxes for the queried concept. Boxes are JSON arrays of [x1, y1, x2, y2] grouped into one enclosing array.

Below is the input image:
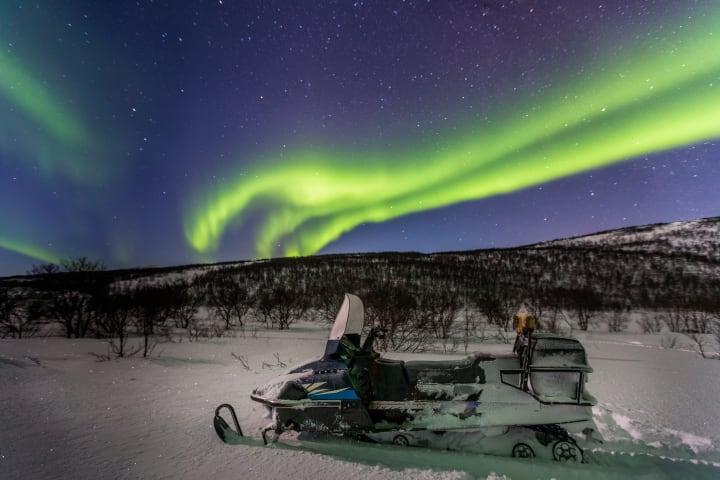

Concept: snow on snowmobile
[[214, 294, 602, 462]]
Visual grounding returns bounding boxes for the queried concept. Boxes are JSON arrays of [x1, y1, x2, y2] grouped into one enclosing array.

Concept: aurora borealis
[[1, 1, 720, 274], [185, 9, 720, 258]]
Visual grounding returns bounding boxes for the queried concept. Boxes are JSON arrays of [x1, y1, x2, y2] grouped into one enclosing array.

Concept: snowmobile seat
[[404, 354, 491, 385], [369, 358, 410, 401]]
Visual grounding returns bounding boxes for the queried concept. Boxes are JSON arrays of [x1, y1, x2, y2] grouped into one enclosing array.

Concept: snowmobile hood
[[251, 371, 313, 403]]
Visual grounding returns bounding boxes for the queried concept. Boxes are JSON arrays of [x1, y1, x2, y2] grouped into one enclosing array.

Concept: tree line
[[1, 245, 720, 355]]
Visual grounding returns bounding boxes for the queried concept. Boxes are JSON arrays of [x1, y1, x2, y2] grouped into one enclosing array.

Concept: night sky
[[1, 1, 719, 275]]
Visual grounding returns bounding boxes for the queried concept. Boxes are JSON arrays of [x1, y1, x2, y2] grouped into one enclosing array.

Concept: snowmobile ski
[[213, 403, 244, 444]]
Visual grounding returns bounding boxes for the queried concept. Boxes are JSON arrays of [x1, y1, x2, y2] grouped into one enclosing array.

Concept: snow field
[[1, 324, 719, 480]]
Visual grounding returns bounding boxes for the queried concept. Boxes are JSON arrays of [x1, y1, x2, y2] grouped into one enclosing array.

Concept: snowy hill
[[530, 217, 720, 260]]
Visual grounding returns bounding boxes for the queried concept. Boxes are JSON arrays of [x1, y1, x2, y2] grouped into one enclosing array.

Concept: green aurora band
[[0, 49, 99, 183], [0, 236, 61, 265], [185, 14, 716, 258], [0, 51, 88, 148], [0, 49, 103, 261]]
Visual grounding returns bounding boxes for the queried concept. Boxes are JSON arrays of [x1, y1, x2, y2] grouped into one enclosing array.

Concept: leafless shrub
[[206, 274, 253, 329], [639, 313, 664, 333], [686, 333, 712, 359], [28, 263, 61, 275], [262, 352, 288, 369], [687, 311, 713, 334], [663, 307, 690, 333], [0, 288, 40, 339], [255, 283, 308, 330], [61, 257, 106, 272], [445, 336, 461, 353], [461, 307, 480, 354], [540, 288, 568, 334], [210, 322, 228, 338], [132, 285, 174, 357], [312, 289, 346, 324], [420, 289, 462, 340], [364, 283, 432, 352], [473, 290, 516, 332], [24, 355, 41, 366], [713, 315, 720, 359], [186, 318, 221, 341], [542, 308, 563, 334], [168, 281, 201, 329], [231, 352, 251, 370], [186, 319, 209, 341], [94, 289, 141, 358], [28, 257, 107, 339], [608, 305, 630, 333], [566, 288, 602, 331], [660, 333, 681, 350], [493, 328, 512, 344], [88, 350, 114, 362]]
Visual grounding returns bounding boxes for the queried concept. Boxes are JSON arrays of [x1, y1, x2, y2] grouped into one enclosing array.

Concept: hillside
[[531, 217, 720, 260], [2, 218, 719, 339]]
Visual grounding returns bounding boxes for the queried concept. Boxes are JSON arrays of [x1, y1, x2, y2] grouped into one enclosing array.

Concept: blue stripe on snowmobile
[[308, 389, 360, 400]]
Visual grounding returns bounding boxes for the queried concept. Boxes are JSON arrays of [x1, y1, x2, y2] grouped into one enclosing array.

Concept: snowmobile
[[214, 294, 601, 462]]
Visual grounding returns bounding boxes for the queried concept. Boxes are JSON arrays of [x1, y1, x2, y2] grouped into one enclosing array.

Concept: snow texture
[[2, 325, 720, 480]]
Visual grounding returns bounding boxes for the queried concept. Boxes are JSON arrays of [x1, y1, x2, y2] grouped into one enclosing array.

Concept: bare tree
[[95, 289, 139, 357], [61, 257, 106, 273], [660, 333, 681, 349], [525, 264, 551, 325], [473, 289, 516, 333], [27, 263, 61, 275], [566, 288, 602, 331], [420, 289, 462, 340], [608, 303, 630, 333], [167, 281, 201, 329], [713, 317, 720, 360], [364, 283, 432, 352], [686, 333, 712, 359], [311, 288, 346, 323], [0, 288, 40, 339], [46, 288, 102, 338], [639, 313, 664, 334], [255, 284, 308, 330], [132, 285, 173, 357], [207, 275, 253, 329], [687, 311, 713, 334], [663, 306, 691, 333], [35, 257, 107, 338], [542, 288, 567, 334], [461, 303, 481, 354]]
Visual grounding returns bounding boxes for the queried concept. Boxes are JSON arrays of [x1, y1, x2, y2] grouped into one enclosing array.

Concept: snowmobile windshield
[[324, 294, 364, 358], [328, 294, 364, 340]]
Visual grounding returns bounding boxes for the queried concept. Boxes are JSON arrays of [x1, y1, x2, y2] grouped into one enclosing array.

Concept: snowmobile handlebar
[[360, 327, 386, 354]]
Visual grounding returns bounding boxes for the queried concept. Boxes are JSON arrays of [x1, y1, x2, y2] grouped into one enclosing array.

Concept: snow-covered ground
[[2, 324, 719, 480]]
